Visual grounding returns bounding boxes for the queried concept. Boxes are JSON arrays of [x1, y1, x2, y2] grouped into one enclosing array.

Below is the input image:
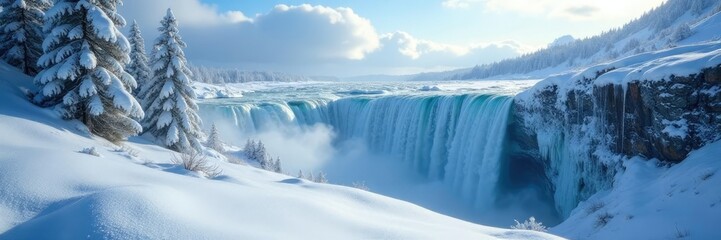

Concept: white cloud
[[121, 1, 379, 63], [119, 0, 526, 76], [363, 32, 526, 72]]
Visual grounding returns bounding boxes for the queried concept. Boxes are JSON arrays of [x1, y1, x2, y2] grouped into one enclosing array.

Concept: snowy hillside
[[447, 0, 721, 80], [553, 140, 721, 239], [0, 62, 560, 239]]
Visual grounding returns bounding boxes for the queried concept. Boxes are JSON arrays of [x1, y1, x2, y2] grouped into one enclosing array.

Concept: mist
[[205, 112, 560, 228]]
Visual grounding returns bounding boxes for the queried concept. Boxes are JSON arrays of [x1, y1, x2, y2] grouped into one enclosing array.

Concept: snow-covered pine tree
[[126, 20, 150, 97], [205, 123, 223, 152], [671, 24, 693, 43], [273, 157, 282, 173], [0, 0, 51, 75], [255, 140, 271, 170], [34, 0, 144, 142], [315, 172, 328, 183], [297, 170, 304, 179], [243, 139, 257, 158], [140, 9, 202, 152]]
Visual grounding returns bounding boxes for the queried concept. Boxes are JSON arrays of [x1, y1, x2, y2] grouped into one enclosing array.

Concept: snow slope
[[553, 140, 721, 239], [0, 62, 560, 239]]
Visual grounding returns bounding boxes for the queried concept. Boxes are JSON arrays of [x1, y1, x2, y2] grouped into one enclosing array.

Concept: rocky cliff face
[[511, 64, 721, 217]]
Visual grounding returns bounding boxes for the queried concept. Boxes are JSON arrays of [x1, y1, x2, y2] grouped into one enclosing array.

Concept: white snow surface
[[191, 81, 244, 99], [0, 62, 560, 239], [553, 140, 721, 240], [517, 40, 721, 107]]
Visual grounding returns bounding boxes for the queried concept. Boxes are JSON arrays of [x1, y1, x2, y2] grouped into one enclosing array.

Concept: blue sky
[[202, 0, 665, 46], [120, 0, 666, 77]]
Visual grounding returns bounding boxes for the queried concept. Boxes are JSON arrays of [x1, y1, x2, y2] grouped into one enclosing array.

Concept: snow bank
[[0, 62, 560, 239], [191, 82, 244, 99]]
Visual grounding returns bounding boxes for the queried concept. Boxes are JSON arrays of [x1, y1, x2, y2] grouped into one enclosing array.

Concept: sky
[[119, 0, 667, 77]]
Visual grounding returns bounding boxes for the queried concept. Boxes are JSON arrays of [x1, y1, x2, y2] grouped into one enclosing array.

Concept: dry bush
[[172, 151, 222, 178], [586, 201, 605, 215], [595, 212, 614, 228], [114, 145, 139, 158]]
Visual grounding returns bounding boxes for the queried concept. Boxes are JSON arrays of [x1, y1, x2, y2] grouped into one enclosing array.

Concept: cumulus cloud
[[121, 1, 379, 64], [362, 31, 526, 73], [119, 0, 525, 76]]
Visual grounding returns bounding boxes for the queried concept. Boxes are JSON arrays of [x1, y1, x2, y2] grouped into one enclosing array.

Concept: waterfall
[[199, 94, 515, 210]]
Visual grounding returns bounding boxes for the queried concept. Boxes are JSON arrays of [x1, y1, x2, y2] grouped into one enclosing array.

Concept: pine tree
[[126, 20, 150, 97], [243, 139, 256, 158], [255, 140, 270, 169], [205, 123, 223, 152], [140, 9, 202, 152], [315, 172, 328, 183], [273, 157, 282, 173], [0, 0, 51, 75], [297, 170, 304, 179], [34, 0, 144, 142]]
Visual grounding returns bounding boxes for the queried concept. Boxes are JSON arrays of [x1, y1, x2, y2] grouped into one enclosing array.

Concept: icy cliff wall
[[513, 42, 721, 217]]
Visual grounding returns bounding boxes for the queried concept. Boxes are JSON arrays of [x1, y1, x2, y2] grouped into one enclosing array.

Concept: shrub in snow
[[171, 151, 222, 179], [0, 0, 51, 75], [34, 0, 144, 143], [674, 226, 691, 239], [586, 201, 605, 215], [510, 217, 548, 232], [114, 145, 139, 158], [140, 9, 203, 152], [595, 212, 614, 228], [125, 20, 150, 97], [80, 147, 101, 157], [352, 181, 370, 191], [224, 154, 246, 165], [205, 123, 224, 152], [700, 170, 715, 181]]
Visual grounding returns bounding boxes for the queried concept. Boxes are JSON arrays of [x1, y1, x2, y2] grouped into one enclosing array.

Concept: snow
[[86, 5, 116, 42], [0, 62, 560, 239], [553, 140, 721, 240], [662, 119, 689, 139], [517, 40, 721, 106], [191, 82, 244, 99], [592, 41, 721, 86]]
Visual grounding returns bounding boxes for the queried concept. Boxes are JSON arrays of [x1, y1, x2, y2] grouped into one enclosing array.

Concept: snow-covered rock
[[512, 39, 721, 218]]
